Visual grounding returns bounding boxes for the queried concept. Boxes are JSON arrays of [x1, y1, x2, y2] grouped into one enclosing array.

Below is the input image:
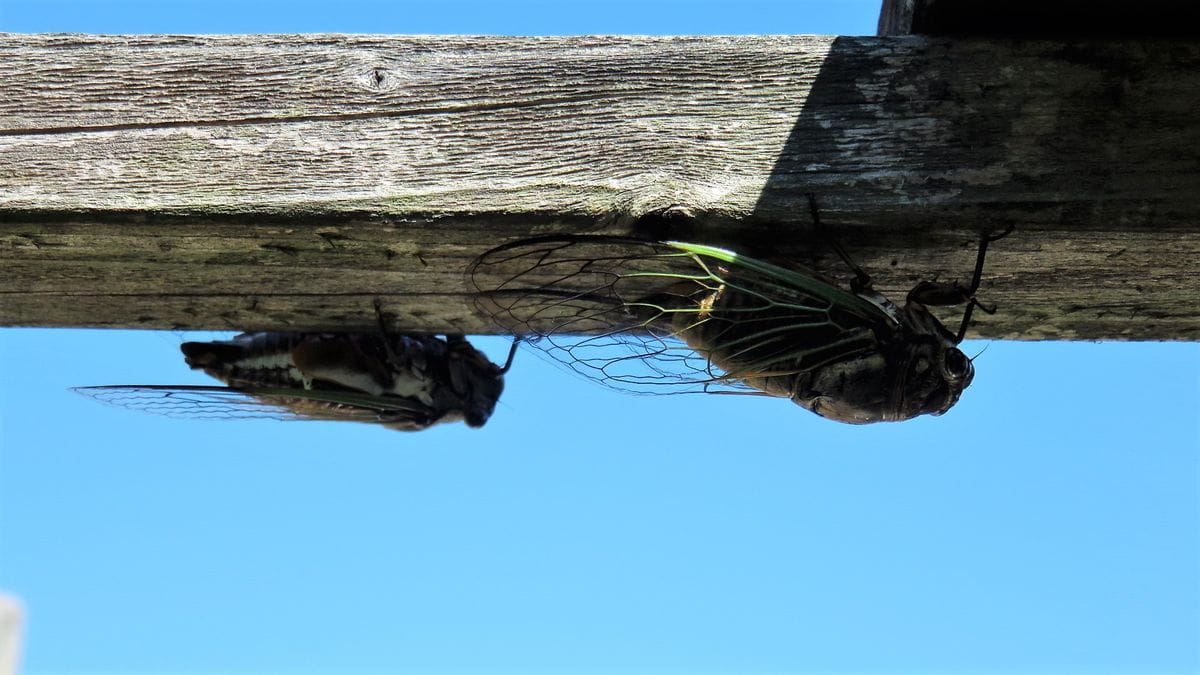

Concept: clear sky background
[[1, 2, 1198, 674]]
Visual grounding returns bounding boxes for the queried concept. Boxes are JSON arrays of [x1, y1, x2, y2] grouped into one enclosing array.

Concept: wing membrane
[[469, 236, 894, 396], [73, 384, 436, 426]]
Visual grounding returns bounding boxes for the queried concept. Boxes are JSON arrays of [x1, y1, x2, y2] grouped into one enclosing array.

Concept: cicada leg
[[498, 336, 520, 374], [805, 193, 875, 294], [907, 224, 1015, 343], [373, 298, 402, 365]]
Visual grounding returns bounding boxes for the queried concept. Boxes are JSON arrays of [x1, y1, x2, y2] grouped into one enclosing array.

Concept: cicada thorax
[[583, 249, 975, 424], [180, 331, 507, 429]]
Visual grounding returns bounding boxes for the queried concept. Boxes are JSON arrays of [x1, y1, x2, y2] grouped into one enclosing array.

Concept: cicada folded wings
[[469, 236, 896, 399], [75, 384, 302, 421], [73, 384, 439, 427]]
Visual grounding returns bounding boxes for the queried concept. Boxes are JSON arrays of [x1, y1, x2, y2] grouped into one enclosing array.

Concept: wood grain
[[1, 35, 1197, 339]]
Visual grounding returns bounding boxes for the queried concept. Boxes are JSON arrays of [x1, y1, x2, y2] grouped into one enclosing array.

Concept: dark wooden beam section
[[879, 0, 1200, 37], [2, 35, 1198, 340]]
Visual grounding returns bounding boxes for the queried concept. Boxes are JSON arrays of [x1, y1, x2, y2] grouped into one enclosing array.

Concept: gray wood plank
[[2, 35, 1197, 340]]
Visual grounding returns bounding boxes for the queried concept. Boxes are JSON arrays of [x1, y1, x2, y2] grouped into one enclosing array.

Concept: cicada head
[[444, 338, 510, 428], [794, 313, 974, 424]]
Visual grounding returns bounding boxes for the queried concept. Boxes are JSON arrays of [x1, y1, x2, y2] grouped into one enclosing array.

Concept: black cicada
[[76, 310, 517, 431], [469, 206, 1009, 424]]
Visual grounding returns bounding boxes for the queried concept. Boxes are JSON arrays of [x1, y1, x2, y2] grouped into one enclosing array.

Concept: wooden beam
[[878, 0, 1200, 37], [2, 35, 1197, 340]]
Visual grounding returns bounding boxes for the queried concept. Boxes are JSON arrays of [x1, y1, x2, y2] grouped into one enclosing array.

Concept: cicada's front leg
[[805, 193, 875, 295], [906, 224, 1014, 342]]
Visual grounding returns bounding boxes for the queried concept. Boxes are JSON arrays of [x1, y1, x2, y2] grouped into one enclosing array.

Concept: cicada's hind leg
[[373, 298, 403, 365], [907, 225, 1015, 343], [805, 193, 874, 294]]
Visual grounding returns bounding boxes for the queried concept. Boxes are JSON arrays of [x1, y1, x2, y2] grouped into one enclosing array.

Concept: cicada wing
[[470, 236, 685, 332], [74, 385, 307, 421], [470, 236, 736, 394], [72, 385, 441, 428], [469, 236, 896, 396], [527, 321, 759, 396]]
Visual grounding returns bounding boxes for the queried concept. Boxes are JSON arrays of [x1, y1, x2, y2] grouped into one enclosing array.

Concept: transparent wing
[[73, 384, 438, 427], [517, 318, 758, 396], [469, 236, 893, 396]]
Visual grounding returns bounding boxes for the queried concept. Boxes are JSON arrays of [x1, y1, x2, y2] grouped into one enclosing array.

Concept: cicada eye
[[941, 348, 972, 381]]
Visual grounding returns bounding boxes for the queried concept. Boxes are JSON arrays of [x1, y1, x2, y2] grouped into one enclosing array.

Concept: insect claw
[[973, 298, 998, 315], [985, 223, 1016, 243]]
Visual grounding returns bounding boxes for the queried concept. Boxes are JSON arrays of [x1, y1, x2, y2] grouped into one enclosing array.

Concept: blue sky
[[1, 2, 1198, 674]]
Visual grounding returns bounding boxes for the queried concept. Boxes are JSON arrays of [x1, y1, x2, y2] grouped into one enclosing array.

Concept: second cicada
[[76, 328, 517, 431]]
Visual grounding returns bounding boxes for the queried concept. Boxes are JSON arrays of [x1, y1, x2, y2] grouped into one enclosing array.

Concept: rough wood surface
[[1, 35, 1197, 340]]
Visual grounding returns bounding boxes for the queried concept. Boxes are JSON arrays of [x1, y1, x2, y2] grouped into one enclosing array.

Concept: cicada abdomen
[[76, 329, 517, 431], [469, 225, 1008, 424]]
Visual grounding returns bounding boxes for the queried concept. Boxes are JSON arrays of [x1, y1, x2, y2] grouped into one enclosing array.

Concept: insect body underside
[[77, 331, 512, 431]]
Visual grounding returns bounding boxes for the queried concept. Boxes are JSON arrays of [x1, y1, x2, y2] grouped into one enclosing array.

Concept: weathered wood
[[1, 35, 1198, 340], [878, 0, 1200, 36], [877, 0, 915, 36]]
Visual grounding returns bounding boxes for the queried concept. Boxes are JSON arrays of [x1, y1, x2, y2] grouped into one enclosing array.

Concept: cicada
[[76, 310, 517, 431], [469, 206, 1009, 424]]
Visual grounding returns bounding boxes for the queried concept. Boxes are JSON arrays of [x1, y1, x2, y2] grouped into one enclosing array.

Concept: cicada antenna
[[805, 193, 874, 293], [969, 343, 991, 362]]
